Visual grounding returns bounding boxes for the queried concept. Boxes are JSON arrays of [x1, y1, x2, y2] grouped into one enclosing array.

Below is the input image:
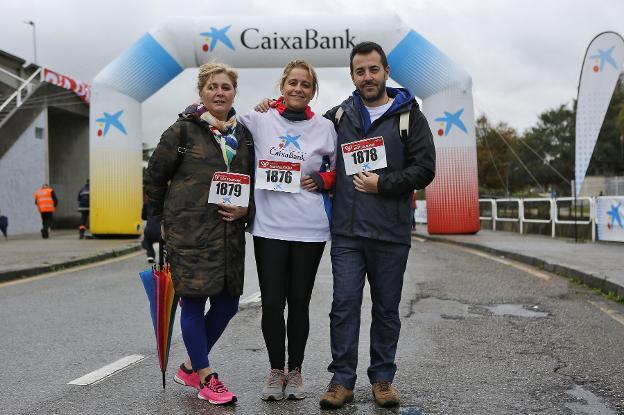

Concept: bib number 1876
[[264, 170, 293, 184]]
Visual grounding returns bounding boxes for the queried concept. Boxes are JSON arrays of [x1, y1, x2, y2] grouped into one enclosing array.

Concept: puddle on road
[[409, 298, 472, 321], [484, 304, 548, 318], [565, 385, 617, 415], [400, 407, 424, 415], [409, 298, 549, 320]]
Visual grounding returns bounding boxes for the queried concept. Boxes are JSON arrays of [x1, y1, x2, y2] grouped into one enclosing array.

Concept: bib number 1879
[[215, 182, 242, 197], [208, 172, 250, 207]]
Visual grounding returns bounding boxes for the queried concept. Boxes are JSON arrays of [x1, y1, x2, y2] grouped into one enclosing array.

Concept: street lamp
[[23, 20, 37, 64]]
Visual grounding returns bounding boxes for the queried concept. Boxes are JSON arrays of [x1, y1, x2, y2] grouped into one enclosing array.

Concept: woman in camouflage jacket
[[144, 63, 254, 404]]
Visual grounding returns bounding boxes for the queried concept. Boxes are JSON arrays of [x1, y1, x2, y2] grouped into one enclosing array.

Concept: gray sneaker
[[260, 368, 285, 401], [284, 368, 305, 400]]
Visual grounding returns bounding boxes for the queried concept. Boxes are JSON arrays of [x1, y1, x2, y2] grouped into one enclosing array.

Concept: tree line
[[477, 80, 624, 197]]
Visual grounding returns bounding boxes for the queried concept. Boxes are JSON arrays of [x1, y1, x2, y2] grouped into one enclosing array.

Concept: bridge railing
[[479, 197, 595, 242]]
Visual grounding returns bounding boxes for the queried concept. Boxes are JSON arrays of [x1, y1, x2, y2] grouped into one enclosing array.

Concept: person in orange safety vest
[[34, 184, 58, 239]]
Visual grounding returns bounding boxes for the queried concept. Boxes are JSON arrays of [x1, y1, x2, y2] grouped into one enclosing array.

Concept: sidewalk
[[414, 228, 624, 298], [0, 230, 142, 283]]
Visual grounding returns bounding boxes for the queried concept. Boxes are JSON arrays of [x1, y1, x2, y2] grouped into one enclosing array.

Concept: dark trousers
[[80, 211, 89, 227], [40, 212, 53, 238], [253, 236, 326, 371], [142, 228, 159, 259], [328, 235, 410, 389]]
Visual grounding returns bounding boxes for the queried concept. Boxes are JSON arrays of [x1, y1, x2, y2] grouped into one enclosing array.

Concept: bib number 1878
[[351, 148, 378, 164]]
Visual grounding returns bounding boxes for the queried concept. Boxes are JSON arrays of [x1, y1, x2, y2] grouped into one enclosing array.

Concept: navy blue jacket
[[324, 87, 435, 245]]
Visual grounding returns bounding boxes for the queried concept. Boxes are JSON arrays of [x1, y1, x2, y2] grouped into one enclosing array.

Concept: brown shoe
[[372, 381, 400, 407], [319, 383, 354, 409]]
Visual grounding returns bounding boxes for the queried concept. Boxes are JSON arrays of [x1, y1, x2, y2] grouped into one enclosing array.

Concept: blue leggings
[[180, 293, 239, 371]]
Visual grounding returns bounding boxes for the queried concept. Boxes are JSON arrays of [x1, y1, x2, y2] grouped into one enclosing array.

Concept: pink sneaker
[[173, 364, 201, 390], [198, 373, 237, 405]]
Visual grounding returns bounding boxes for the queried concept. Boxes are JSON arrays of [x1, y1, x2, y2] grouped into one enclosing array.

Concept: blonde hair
[[197, 62, 238, 91], [278, 59, 319, 96]]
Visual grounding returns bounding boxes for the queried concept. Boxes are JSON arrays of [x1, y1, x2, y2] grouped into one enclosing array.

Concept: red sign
[[341, 137, 384, 153], [257, 160, 301, 171], [43, 68, 91, 103], [212, 172, 250, 184]]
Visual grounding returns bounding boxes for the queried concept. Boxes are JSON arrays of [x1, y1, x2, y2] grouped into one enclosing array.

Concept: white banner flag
[[575, 32, 624, 195]]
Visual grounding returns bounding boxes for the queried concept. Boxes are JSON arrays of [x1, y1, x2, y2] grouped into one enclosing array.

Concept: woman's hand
[[254, 99, 273, 113], [217, 204, 249, 222], [160, 223, 165, 239], [301, 176, 319, 192]]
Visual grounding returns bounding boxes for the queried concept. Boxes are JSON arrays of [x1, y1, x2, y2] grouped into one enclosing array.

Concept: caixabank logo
[[590, 46, 618, 73], [434, 108, 467, 137], [200, 25, 235, 53], [199, 24, 356, 53], [95, 110, 127, 137]]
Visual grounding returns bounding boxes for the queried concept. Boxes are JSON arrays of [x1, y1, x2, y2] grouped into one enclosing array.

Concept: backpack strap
[[334, 107, 344, 126], [399, 111, 410, 142], [172, 121, 188, 177]]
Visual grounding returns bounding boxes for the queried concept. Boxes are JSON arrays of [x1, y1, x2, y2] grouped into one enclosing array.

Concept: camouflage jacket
[[144, 115, 255, 297]]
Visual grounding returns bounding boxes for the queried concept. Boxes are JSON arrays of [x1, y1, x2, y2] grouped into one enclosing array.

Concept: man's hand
[[254, 99, 273, 113], [217, 204, 248, 222], [353, 171, 379, 194], [301, 175, 319, 192]]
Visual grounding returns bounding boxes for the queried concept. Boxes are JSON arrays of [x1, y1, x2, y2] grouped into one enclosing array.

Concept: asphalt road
[[1, 236, 623, 415]]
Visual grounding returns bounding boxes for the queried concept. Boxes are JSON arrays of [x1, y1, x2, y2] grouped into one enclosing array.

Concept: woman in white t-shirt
[[238, 60, 336, 401]]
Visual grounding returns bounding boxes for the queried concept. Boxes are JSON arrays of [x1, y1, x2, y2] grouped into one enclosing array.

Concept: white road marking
[[68, 354, 146, 386], [442, 243, 552, 281], [412, 236, 426, 242], [0, 251, 143, 288], [588, 300, 624, 327], [240, 291, 261, 305]]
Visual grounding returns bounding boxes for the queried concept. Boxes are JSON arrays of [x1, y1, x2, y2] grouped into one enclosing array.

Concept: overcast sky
[[1, 0, 622, 147]]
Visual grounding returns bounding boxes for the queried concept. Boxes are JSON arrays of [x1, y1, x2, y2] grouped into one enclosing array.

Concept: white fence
[[479, 197, 597, 241]]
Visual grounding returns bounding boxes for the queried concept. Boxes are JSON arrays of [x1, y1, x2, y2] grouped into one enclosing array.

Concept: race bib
[[256, 160, 301, 193], [341, 136, 387, 176], [208, 172, 250, 207]]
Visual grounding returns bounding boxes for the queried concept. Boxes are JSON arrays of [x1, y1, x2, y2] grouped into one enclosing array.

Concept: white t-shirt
[[238, 109, 337, 242], [366, 98, 394, 123]]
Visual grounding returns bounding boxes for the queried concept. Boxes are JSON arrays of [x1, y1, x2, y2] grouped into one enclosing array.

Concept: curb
[[414, 233, 624, 299], [0, 244, 143, 284]]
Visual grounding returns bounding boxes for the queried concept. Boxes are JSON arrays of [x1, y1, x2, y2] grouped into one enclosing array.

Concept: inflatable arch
[[90, 13, 480, 235]]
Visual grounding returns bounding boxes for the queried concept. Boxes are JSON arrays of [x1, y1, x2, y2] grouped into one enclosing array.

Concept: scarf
[[270, 96, 314, 121], [188, 103, 239, 169]]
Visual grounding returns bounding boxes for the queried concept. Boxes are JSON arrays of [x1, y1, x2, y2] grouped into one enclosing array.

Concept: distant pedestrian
[[0, 212, 7, 240], [77, 179, 90, 239], [141, 200, 160, 263], [34, 184, 58, 239]]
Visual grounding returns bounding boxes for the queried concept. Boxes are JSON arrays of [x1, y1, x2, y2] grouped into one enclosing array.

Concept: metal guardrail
[[479, 197, 596, 242], [0, 67, 42, 114]]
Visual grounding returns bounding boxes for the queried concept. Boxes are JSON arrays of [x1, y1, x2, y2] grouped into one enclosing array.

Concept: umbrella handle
[[159, 238, 165, 267]]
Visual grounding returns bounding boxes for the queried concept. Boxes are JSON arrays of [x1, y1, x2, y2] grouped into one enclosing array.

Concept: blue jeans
[[328, 235, 409, 389]]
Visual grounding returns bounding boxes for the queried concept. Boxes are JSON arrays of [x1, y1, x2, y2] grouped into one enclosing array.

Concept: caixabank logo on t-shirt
[[269, 134, 307, 161]]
